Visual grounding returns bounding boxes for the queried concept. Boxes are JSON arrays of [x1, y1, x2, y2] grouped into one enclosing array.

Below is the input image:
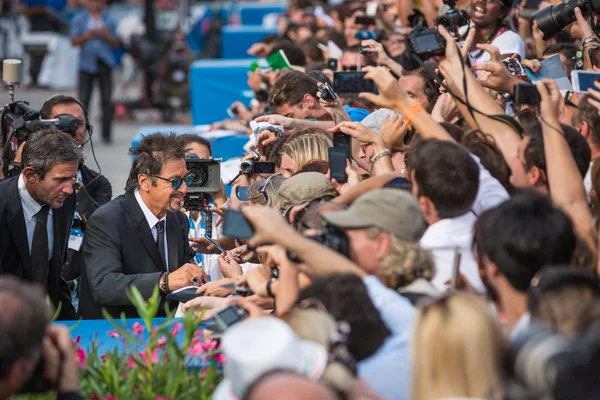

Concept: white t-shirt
[[459, 27, 525, 67]]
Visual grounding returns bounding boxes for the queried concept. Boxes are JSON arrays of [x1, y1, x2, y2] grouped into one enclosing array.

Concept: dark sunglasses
[[341, 65, 360, 71], [149, 173, 194, 190], [564, 90, 578, 108]]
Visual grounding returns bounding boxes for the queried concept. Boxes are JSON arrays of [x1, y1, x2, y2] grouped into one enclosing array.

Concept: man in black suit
[[79, 133, 208, 319], [0, 129, 82, 320], [39, 95, 112, 287]]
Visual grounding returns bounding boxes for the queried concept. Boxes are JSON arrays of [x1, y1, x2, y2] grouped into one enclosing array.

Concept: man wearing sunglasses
[[79, 133, 205, 319]]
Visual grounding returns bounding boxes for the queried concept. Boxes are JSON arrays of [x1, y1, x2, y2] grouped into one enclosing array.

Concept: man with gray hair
[[0, 128, 83, 320]]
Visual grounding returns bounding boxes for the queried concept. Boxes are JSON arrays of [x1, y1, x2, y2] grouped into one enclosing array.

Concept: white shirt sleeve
[[471, 154, 510, 215], [362, 275, 416, 336]]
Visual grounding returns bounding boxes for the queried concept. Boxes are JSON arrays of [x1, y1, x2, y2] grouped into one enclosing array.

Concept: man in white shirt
[[571, 94, 600, 197], [474, 191, 577, 337]]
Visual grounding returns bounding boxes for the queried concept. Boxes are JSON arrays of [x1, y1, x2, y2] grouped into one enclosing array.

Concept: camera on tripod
[[1, 59, 80, 178], [183, 153, 221, 211]]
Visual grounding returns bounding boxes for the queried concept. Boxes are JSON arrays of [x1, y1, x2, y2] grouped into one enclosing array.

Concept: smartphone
[[589, 47, 600, 69], [203, 234, 226, 254], [236, 186, 250, 201], [355, 15, 376, 26], [328, 147, 349, 183], [502, 58, 524, 76], [267, 50, 292, 71], [252, 162, 276, 174], [571, 70, 600, 93], [333, 72, 378, 94], [513, 83, 540, 105], [333, 132, 352, 155], [222, 210, 255, 239], [326, 58, 338, 70], [213, 304, 249, 332]]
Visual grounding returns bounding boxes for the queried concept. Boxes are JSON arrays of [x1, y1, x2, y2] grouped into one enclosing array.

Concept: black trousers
[[78, 60, 113, 142]]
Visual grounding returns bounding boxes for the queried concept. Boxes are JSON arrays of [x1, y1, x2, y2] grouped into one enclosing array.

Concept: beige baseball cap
[[321, 188, 426, 242], [277, 172, 339, 211]]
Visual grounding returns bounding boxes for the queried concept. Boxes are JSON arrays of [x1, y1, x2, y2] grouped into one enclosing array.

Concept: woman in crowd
[[280, 128, 333, 177], [412, 293, 505, 400]]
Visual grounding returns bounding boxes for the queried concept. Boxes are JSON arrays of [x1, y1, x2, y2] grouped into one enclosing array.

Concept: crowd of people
[[2, 0, 600, 398]]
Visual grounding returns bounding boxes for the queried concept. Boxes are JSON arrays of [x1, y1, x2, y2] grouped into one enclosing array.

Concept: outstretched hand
[[471, 44, 521, 94], [537, 79, 562, 122], [359, 66, 413, 112]]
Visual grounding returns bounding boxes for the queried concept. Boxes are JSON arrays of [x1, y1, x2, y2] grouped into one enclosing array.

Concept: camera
[[288, 224, 350, 262], [406, 25, 446, 59], [239, 160, 276, 174], [435, 0, 469, 33], [506, 323, 600, 400], [212, 303, 249, 332], [183, 153, 221, 211], [534, 0, 600, 40], [318, 82, 338, 101], [1, 59, 80, 178]]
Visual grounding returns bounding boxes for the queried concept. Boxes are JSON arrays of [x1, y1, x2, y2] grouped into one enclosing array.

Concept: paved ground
[[1, 85, 190, 197]]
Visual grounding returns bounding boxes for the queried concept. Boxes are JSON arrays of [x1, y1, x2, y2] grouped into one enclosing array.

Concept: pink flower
[[107, 330, 120, 339], [73, 335, 81, 345], [155, 397, 165, 400], [215, 353, 225, 364], [157, 336, 167, 347], [201, 338, 218, 352], [150, 349, 159, 364], [91, 396, 100, 400], [127, 357, 136, 369], [105, 397, 117, 400], [151, 326, 159, 338], [188, 341, 204, 356], [75, 348, 87, 369], [171, 322, 183, 336], [101, 352, 108, 363], [132, 322, 145, 335]]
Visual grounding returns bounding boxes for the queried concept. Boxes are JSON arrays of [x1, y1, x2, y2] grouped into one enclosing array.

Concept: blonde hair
[[247, 174, 287, 207], [281, 128, 332, 173], [412, 293, 505, 400], [365, 227, 436, 289]]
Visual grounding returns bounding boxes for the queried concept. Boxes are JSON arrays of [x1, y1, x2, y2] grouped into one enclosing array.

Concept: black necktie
[[31, 205, 50, 288], [156, 220, 166, 270]]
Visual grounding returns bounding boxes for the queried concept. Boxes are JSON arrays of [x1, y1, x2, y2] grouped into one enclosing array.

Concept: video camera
[[1, 59, 80, 178], [183, 153, 220, 214]]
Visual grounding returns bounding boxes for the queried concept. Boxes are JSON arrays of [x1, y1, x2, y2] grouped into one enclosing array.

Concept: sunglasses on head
[[149, 173, 194, 190]]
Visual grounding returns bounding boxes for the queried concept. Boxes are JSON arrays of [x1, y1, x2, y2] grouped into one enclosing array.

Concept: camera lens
[[189, 166, 208, 186], [534, 0, 584, 40], [240, 161, 253, 174]]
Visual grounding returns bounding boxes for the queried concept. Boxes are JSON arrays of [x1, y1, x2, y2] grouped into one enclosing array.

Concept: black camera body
[[435, 5, 469, 32], [239, 160, 275, 175], [288, 224, 350, 262], [534, 0, 600, 40], [405, 25, 446, 60], [318, 83, 337, 102], [183, 154, 220, 211]]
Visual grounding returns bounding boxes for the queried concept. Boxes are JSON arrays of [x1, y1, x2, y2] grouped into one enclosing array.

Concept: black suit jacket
[[63, 164, 112, 281], [79, 190, 195, 319], [0, 176, 77, 320]]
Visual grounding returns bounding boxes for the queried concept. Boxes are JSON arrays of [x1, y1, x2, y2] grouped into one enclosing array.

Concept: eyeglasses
[[260, 172, 281, 202], [149, 173, 194, 190], [564, 90, 578, 108], [341, 65, 359, 71]]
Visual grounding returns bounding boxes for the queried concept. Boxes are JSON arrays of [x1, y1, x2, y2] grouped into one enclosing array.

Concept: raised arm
[[537, 79, 598, 254]]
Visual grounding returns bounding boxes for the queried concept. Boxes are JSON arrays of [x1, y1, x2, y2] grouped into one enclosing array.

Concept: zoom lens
[[189, 166, 208, 186], [534, 0, 594, 40]]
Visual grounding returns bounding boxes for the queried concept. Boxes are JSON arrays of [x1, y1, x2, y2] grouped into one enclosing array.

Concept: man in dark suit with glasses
[[79, 133, 207, 319]]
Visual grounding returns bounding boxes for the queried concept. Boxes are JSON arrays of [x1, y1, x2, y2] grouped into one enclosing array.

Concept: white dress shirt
[[18, 174, 53, 259], [134, 189, 169, 271], [471, 154, 510, 216], [420, 212, 486, 293]]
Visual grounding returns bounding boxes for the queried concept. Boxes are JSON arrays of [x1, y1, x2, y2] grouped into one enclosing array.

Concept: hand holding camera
[[471, 44, 522, 95], [241, 206, 295, 249], [236, 265, 273, 298], [360, 39, 391, 65], [317, 82, 352, 124], [359, 66, 412, 113]]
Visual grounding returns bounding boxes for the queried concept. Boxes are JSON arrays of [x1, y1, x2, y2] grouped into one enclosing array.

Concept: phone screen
[[216, 306, 247, 327], [236, 186, 250, 201], [223, 210, 255, 239], [572, 71, 600, 93], [328, 147, 348, 183], [333, 72, 378, 94]]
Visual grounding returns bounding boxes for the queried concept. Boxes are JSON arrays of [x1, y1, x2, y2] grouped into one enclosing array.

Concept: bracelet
[[266, 278, 276, 298], [582, 37, 600, 47], [404, 102, 425, 125], [370, 149, 392, 164], [159, 272, 170, 294]]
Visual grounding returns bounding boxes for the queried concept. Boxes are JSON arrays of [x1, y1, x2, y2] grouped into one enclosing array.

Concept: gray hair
[[21, 127, 83, 179], [125, 132, 187, 191]]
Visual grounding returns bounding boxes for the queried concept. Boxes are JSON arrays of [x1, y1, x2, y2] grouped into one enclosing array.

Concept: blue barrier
[[238, 4, 285, 25], [220, 25, 277, 59], [190, 58, 256, 125]]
